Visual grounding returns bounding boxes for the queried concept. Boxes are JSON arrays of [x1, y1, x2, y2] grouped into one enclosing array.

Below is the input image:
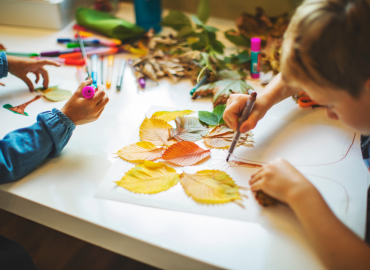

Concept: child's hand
[[223, 94, 271, 133], [249, 158, 317, 204], [7, 56, 60, 92], [60, 79, 109, 126]]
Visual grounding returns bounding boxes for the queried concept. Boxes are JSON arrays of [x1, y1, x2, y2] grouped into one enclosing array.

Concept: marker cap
[[82, 86, 96, 99], [251, 37, 261, 52]]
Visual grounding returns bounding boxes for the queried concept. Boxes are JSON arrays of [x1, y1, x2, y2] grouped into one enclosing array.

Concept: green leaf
[[177, 25, 194, 38], [209, 40, 224, 55], [197, 0, 210, 24], [212, 105, 226, 124], [224, 29, 251, 47], [191, 15, 204, 26], [198, 111, 218, 126], [194, 79, 254, 107], [218, 70, 245, 80], [224, 50, 251, 65], [204, 25, 219, 33], [162, 10, 192, 31]]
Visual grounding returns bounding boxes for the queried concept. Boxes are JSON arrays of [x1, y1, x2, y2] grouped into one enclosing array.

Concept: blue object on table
[[134, 0, 162, 33], [91, 54, 98, 85], [57, 38, 100, 44], [190, 74, 208, 96]]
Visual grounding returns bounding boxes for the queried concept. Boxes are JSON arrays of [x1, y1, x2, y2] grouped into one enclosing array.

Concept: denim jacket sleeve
[[0, 52, 8, 79], [0, 108, 75, 183]]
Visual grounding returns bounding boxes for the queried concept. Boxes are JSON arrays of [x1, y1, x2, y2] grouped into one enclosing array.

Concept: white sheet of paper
[[95, 106, 365, 224]]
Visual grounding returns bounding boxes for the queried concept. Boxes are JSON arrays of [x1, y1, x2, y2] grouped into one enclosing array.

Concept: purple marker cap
[[82, 86, 95, 99], [251, 37, 261, 52], [138, 77, 146, 88]]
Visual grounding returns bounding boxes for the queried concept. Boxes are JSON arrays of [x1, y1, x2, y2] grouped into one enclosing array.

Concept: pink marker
[[82, 85, 96, 99]]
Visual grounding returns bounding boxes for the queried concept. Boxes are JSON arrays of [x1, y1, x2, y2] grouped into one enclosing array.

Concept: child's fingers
[[19, 74, 34, 92], [92, 86, 106, 103], [37, 59, 61, 67], [96, 107, 105, 118], [34, 72, 40, 84], [224, 95, 248, 130], [240, 112, 259, 133], [75, 79, 93, 94], [249, 171, 263, 185], [38, 67, 50, 89], [96, 95, 109, 110], [250, 181, 263, 191]]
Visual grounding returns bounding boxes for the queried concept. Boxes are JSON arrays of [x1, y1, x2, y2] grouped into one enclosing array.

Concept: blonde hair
[[281, 0, 370, 97]]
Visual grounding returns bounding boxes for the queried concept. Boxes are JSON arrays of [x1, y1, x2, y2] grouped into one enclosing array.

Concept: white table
[[0, 4, 369, 269]]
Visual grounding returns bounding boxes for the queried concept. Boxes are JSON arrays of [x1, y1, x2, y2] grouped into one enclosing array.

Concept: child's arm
[[0, 80, 109, 183], [224, 73, 299, 133], [250, 159, 370, 270]]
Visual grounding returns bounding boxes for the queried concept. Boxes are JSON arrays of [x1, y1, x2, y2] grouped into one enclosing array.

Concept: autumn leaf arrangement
[[114, 109, 256, 206], [3, 85, 72, 116], [127, 0, 263, 108]]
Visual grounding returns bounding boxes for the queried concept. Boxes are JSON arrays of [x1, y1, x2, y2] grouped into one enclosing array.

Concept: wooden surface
[[0, 209, 158, 270]]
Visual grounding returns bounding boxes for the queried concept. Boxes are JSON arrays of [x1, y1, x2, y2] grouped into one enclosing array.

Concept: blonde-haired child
[[224, 0, 370, 268]]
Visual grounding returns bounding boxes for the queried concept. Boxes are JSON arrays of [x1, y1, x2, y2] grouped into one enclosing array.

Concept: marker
[[226, 92, 257, 162], [76, 67, 85, 84], [77, 33, 91, 78], [66, 42, 105, 48], [190, 74, 208, 96], [35, 57, 85, 66], [59, 47, 119, 59], [100, 56, 104, 85], [82, 85, 96, 99], [58, 38, 100, 43], [4, 52, 39, 57], [40, 47, 98, 57], [116, 59, 126, 91], [91, 54, 98, 85], [127, 59, 146, 89], [106, 55, 114, 89]]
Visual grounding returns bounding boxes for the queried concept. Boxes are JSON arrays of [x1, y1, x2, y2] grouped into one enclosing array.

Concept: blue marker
[[57, 38, 100, 44], [91, 54, 98, 85]]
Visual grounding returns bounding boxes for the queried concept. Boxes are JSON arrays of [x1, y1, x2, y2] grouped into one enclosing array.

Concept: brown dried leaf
[[255, 191, 278, 206], [204, 124, 254, 149]]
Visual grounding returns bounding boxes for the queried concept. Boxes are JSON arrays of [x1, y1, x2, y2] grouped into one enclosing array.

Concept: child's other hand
[[223, 94, 270, 133], [7, 56, 60, 92], [249, 158, 316, 204], [61, 79, 109, 126]]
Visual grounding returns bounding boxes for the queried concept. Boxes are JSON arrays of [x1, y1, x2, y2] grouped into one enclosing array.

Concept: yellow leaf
[[36, 86, 72, 102], [115, 161, 180, 194], [139, 117, 173, 146], [116, 142, 166, 162], [152, 110, 194, 122], [180, 170, 243, 204]]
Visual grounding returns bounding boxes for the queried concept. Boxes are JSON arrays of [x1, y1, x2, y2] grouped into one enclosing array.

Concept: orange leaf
[[162, 141, 211, 166]]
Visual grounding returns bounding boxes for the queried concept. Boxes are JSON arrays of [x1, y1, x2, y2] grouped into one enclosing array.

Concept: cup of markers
[[82, 84, 97, 99]]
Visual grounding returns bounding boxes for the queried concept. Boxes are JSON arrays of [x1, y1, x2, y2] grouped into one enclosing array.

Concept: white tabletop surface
[[0, 3, 369, 270]]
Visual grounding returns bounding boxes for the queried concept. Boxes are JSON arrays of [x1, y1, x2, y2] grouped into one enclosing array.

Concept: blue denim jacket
[[0, 52, 75, 183]]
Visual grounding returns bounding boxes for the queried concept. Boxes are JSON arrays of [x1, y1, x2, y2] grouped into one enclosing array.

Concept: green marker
[[4, 52, 39, 57], [190, 74, 209, 96]]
